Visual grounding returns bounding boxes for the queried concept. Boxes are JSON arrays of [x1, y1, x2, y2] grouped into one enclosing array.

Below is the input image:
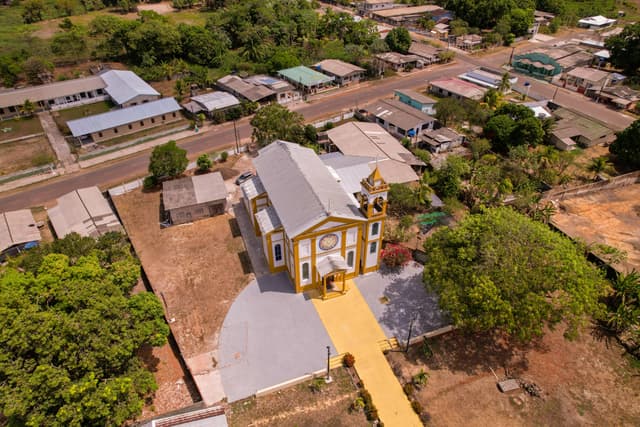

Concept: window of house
[[98, 132, 103, 138], [370, 241, 377, 254], [274, 244, 282, 262], [302, 262, 310, 280], [162, 115, 166, 120], [8, 106, 16, 112], [128, 124, 132, 130], [371, 222, 379, 236], [151, 118, 155, 123], [0, 108, 4, 115], [347, 251, 354, 268], [140, 121, 144, 126], [113, 127, 118, 134], [172, 112, 177, 117]]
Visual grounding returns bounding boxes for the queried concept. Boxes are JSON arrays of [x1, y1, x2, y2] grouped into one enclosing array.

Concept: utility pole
[[508, 46, 516, 67], [233, 119, 240, 154], [405, 312, 418, 352], [325, 346, 332, 383]]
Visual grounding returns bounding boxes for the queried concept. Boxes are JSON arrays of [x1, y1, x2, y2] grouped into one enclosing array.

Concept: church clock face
[[318, 233, 339, 251]]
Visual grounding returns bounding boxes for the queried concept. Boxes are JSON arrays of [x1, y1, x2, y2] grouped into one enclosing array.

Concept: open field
[[0, 116, 44, 142], [227, 367, 368, 427], [387, 326, 640, 426], [52, 100, 113, 123], [552, 183, 640, 273], [0, 136, 55, 176]]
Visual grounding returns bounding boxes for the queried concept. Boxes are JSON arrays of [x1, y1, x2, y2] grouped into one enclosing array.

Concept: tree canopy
[[609, 119, 640, 170], [148, 140, 188, 179], [385, 27, 412, 54], [483, 103, 543, 152], [605, 23, 640, 77], [423, 207, 606, 341], [0, 232, 169, 426], [250, 102, 313, 147]]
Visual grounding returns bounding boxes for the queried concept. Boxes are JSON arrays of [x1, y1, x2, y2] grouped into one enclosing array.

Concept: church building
[[241, 140, 388, 297]]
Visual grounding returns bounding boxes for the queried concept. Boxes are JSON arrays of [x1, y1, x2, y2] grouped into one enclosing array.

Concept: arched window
[[370, 241, 377, 254], [302, 262, 310, 280], [371, 222, 380, 236], [274, 244, 282, 262]]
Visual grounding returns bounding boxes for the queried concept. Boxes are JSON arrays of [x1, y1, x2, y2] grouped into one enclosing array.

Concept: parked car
[[235, 171, 253, 185]]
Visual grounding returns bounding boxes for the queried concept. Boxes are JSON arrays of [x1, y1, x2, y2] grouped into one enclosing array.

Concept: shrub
[[403, 382, 414, 396], [413, 369, 429, 388], [380, 244, 413, 268], [196, 154, 212, 172], [365, 406, 379, 421], [350, 397, 365, 412], [309, 377, 325, 393], [343, 352, 355, 368], [411, 400, 423, 414], [143, 175, 158, 190], [421, 337, 433, 359], [220, 151, 229, 162], [324, 121, 334, 130]]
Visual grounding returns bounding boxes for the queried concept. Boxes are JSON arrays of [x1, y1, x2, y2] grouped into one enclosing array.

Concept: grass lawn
[[0, 116, 44, 142], [0, 136, 55, 176], [227, 367, 368, 427], [53, 101, 113, 123]]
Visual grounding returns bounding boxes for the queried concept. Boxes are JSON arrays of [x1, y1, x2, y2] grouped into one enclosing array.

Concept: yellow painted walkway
[[312, 281, 422, 427]]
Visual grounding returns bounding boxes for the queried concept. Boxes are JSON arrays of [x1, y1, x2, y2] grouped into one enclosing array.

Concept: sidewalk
[[38, 111, 76, 169], [312, 281, 422, 427]]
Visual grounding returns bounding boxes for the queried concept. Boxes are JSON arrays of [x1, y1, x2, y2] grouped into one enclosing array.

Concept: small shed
[[163, 172, 228, 225], [0, 209, 41, 261]]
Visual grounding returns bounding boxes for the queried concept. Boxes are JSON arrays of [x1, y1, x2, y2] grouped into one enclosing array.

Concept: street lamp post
[[405, 312, 418, 353], [523, 81, 531, 100], [325, 345, 332, 383]]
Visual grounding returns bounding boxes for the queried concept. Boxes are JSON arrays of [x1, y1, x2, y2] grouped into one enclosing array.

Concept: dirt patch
[[227, 368, 368, 427], [0, 136, 55, 176], [551, 183, 640, 273], [387, 327, 640, 426], [138, 2, 176, 14]]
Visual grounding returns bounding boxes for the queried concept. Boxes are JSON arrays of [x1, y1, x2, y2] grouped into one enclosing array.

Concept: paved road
[[0, 62, 468, 211]]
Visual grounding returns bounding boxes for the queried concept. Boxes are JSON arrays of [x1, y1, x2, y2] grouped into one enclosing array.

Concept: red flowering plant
[[380, 244, 412, 268]]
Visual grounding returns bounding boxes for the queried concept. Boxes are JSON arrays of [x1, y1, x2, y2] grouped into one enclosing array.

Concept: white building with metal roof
[[67, 97, 182, 143], [100, 70, 161, 107], [0, 209, 41, 261], [48, 186, 124, 238], [184, 91, 241, 117], [241, 140, 389, 297]]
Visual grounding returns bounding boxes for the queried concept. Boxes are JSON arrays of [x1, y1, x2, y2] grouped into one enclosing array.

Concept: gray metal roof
[[48, 186, 123, 238], [240, 176, 265, 200], [217, 75, 275, 102], [0, 76, 106, 108], [67, 98, 181, 137], [366, 98, 435, 130], [191, 91, 240, 112], [0, 209, 41, 253], [313, 59, 365, 78], [394, 89, 437, 105], [101, 70, 160, 105], [253, 141, 365, 238], [255, 206, 282, 235], [162, 172, 227, 211]]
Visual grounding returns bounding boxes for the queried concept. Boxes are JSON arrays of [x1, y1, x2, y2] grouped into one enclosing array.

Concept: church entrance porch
[[316, 255, 349, 299]]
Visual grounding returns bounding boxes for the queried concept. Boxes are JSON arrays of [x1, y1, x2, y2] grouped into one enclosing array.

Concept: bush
[[196, 154, 212, 172], [309, 377, 325, 393], [413, 369, 429, 388], [380, 244, 413, 268], [421, 337, 433, 359], [324, 121, 334, 130], [403, 382, 414, 396], [365, 406, 379, 421], [220, 151, 229, 162], [143, 175, 158, 190], [350, 397, 365, 412], [343, 352, 355, 368], [411, 400, 423, 414]]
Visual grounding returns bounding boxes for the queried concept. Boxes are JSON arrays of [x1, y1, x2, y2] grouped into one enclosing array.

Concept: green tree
[[0, 55, 21, 87], [423, 207, 606, 341], [178, 24, 230, 67], [587, 156, 610, 177], [388, 183, 422, 215], [509, 8, 534, 36], [148, 140, 188, 179], [484, 114, 517, 152], [606, 271, 640, 343], [55, 0, 76, 16], [22, 57, 54, 85], [51, 29, 88, 62], [20, 99, 35, 117], [498, 72, 511, 93], [470, 137, 492, 160], [605, 23, 640, 77], [196, 153, 212, 172], [22, 0, 45, 23], [434, 97, 466, 126], [385, 27, 411, 54], [483, 88, 501, 109], [609, 119, 640, 169], [432, 155, 470, 198], [0, 233, 169, 426], [250, 103, 307, 147]]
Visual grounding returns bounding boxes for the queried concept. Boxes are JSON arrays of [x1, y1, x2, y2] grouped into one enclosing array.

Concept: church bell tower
[[359, 166, 389, 218]]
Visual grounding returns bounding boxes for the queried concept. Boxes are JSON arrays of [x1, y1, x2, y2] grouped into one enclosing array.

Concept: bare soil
[[387, 327, 640, 427], [227, 368, 368, 427], [0, 136, 55, 176]]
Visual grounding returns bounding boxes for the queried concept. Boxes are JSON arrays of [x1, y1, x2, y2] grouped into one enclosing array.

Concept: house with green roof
[[512, 52, 562, 80], [277, 66, 334, 94]]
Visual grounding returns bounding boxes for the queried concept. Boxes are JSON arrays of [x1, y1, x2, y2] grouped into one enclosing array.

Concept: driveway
[[356, 262, 449, 342], [218, 273, 336, 402]]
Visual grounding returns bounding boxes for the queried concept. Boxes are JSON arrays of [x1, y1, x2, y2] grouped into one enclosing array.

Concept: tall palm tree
[[588, 156, 610, 178], [498, 72, 511, 93]]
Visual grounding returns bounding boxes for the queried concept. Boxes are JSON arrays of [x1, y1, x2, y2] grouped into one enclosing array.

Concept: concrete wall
[[543, 171, 640, 201], [169, 199, 227, 225], [120, 94, 161, 108], [88, 110, 181, 143]]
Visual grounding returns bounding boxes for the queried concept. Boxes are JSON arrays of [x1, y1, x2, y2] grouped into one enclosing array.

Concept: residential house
[[394, 89, 437, 114], [324, 121, 422, 182], [458, 67, 518, 91], [430, 23, 449, 40], [48, 186, 124, 238], [563, 67, 610, 93], [578, 15, 616, 29], [162, 172, 228, 225], [183, 91, 241, 117], [374, 52, 423, 72], [361, 98, 436, 138], [523, 100, 553, 119], [371, 5, 450, 27], [100, 70, 160, 108], [0, 209, 41, 261], [357, 0, 396, 15], [585, 85, 640, 111], [420, 127, 465, 153], [216, 75, 276, 103], [429, 77, 487, 101], [278, 66, 334, 94], [408, 42, 442, 65], [243, 75, 300, 104], [513, 52, 562, 79], [241, 140, 388, 297], [455, 34, 483, 50], [550, 107, 615, 150], [530, 10, 556, 35], [314, 59, 365, 86], [67, 98, 182, 144]]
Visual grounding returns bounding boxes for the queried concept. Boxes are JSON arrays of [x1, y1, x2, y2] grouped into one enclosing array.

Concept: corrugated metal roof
[[373, 5, 442, 17], [0, 76, 106, 109], [429, 78, 487, 100], [394, 89, 437, 106], [317, 254, 348, 276], [217, 75, 275, 102], [101, 70, 160, 105], [48, 186, 123, 238], [0, 210, 41, 253], [162, 173, 227, 211], [366, 98, 435, 130], [314, 60, 365, 78], [255, 206, 282, 235], [278, 66, 334, 88], [254, 141, 364, 238], [240, 176, 265, 200], [191, 91, 240, 112], [67, 98, 181, 137]]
